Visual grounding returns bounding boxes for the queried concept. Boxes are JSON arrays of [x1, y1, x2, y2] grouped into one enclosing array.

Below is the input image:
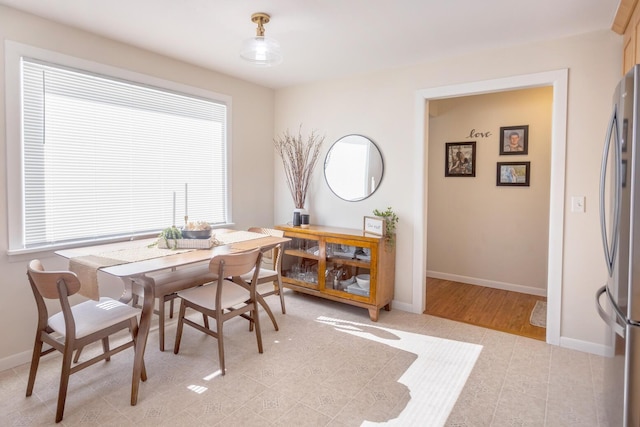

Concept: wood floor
[[425, 277, 547, 341]]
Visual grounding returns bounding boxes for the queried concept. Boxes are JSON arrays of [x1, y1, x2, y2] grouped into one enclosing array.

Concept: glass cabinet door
[[281, 235, 320, 288], [325, 239, 371, 298]]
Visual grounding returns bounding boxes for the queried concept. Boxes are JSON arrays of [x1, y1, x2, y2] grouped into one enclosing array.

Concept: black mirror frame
[[323, 134, 384, 202]]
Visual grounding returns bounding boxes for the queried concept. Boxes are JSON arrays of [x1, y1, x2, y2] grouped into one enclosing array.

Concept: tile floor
[[1, 290, 610, 426]]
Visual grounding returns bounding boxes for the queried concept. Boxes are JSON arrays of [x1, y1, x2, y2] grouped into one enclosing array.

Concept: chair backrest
[[208, 249, 262, 309], [27, 259, 82, 300], [209, 249, 262, 279], [248, 227, 284, 267], [27, 260, 82, 336], [248, 227, 285, 238]]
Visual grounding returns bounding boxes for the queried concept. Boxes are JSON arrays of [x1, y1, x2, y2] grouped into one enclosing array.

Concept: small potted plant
[[373, 207, 398, 248]]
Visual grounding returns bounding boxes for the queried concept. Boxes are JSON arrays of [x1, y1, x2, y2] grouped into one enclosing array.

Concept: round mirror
[[324, 134, 384, 201]]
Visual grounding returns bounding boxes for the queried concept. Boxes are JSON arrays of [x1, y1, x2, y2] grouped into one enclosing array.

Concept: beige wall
[[0, 6, 275, 368], [274, 29, 621, 354], [0, 4, 624, 365], [427, 88, 553, 294]]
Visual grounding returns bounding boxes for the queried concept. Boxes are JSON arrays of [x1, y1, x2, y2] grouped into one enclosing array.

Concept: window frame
[[5, 41, 233, 255]]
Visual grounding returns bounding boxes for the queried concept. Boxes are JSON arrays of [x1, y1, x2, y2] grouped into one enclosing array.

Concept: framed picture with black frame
[[499, 125, 529, 155], [497, 161, 530, 186], [445, 141, 476, 177]]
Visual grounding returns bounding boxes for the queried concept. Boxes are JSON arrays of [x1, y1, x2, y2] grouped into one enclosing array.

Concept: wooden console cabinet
[[274, 224, 395, 321]]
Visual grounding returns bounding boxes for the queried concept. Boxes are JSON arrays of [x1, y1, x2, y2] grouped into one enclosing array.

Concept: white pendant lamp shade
[[241, 36, 282, 66], [240, 13, 282, 67]]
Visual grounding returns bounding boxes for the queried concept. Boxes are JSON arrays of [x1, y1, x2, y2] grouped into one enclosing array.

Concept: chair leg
[[217, 317, 225, 375], [253, 305, 263, 354], [169, 298, 174, 319], [277, 277, 286, 314], [203, 314, 209, 329], [55, 346, 74, 423], [173, 300, 187, 354], [158, 296, 166, 352], [253, 295, 278, 332], [129, 318, 147, 382], [102, 337, 111, 361], [72, 347, 83, 363], [26, 334, 44, 397]]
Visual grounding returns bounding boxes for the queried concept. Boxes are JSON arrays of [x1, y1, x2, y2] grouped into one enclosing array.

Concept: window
[[7, 46, 230, 252]]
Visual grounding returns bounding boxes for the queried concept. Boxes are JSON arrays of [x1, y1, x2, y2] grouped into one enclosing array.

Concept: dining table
[[54, 229, 290, 406]]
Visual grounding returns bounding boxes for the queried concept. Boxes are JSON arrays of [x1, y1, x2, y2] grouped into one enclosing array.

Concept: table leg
[[231, 276, 279, 331], [117, 277, 134, 304], [130, 275, 154, 405]]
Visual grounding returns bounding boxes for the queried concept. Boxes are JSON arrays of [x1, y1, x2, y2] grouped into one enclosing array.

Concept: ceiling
[[0, 0, 621, 89]]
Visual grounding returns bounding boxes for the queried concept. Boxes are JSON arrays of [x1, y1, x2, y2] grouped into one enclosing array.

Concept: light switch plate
[[571, 196, 585, 213]]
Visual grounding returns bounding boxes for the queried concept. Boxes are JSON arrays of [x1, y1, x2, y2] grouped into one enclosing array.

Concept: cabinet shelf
[[283, 249, 319, 261], [326, 256, 370, 268], [281, 277, 318, 290], [275, 224, 395, 321]]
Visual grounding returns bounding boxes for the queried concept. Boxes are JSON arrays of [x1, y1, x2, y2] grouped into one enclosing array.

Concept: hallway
[[425, 277, 547, 341]]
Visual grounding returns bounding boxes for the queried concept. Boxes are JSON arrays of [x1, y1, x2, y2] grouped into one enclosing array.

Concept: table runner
[[215, 230, 266, 245], [69, 245, 193, 300], [68, 231, 267, 300]]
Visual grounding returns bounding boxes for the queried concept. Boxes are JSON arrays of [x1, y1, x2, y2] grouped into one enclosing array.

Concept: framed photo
[[445, 141, 476, 177], [497, 161, 530, 186], [363, 216, 385, 236], [499, 125, 529, 155]]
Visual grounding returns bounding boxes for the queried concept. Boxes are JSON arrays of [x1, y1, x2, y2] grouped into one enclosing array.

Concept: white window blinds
[[21, 58, 228, 248]]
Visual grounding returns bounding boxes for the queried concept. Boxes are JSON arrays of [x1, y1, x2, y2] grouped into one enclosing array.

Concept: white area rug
[[316, 316, 482, 426], [529, 301, 547, 328]]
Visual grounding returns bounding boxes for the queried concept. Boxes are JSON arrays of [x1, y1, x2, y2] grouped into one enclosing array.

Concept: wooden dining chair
[[238, 227, 286, 331], [26, 260, 146, 423], [173, 249, 263, 375], [131, 263, 217, 351]]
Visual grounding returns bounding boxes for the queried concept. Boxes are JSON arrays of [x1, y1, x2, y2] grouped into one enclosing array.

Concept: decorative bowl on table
[[181, 229, 211, 239], [182, 221, 212, 239], [355, 274, 370, 291]]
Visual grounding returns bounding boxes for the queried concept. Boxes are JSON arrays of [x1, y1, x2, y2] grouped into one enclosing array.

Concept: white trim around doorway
[[413, 69, 568, 346]]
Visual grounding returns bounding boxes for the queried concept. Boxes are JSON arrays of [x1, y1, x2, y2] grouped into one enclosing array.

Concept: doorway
[[424, 87, 552, 340], [412, 69, 569, 345]]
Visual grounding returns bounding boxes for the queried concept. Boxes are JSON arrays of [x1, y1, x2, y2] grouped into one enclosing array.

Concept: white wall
[[427, 88, 553, 295], [274, 30, 621, 352], [0, 6, 275, 368]]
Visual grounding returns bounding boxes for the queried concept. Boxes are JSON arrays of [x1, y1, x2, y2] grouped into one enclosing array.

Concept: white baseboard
[[426, 271, 547, 297], [560, 336, 613, 357], [0, 349, 37, 372], [391, 300, 414, 313]]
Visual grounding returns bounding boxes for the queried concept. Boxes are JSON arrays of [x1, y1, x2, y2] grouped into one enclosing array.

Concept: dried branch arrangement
[[274, 126, 325, 209]]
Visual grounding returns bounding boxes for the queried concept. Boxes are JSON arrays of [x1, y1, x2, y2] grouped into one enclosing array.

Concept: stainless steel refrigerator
[[596, 64, 640, 427]]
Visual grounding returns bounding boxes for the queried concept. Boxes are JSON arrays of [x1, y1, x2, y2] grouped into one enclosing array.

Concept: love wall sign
[[466, 129, 492, 139]]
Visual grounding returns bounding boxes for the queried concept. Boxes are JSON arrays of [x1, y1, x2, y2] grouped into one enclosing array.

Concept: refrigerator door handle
[[599, 105, 620, 277], [596, 285, 626, 337]]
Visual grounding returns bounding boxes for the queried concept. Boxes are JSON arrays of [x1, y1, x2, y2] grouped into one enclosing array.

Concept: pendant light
[[240, 12, 283, 67]]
